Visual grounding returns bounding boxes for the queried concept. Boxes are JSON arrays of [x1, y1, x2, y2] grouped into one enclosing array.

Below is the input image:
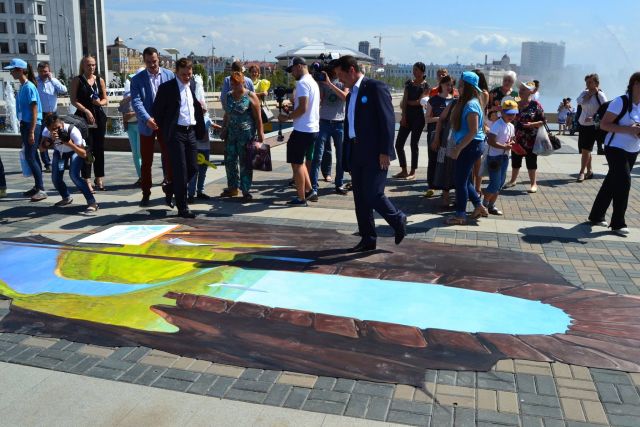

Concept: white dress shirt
[[148, 70, 161, 100], [348, 75, 364, 139], [36, 76, 67, 113], [177, 79, 196, 126]]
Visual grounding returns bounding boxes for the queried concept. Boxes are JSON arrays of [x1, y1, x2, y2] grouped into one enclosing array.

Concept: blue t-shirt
[[453, 98, 485, 144], [17, 81, 43, 124]]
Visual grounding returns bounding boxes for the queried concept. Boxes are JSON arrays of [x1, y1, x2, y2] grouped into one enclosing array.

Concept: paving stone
[[437, 384, 475, 398], [162, 368, 200, 382], [263, 383, 291, 407], [282, 387, 311, 410], [386, 410, 429, 426], [497, 391, 519, 413], [477, 371, 517, 392], [517, 373, 537, 394], [520, 415, 543, 427], [118, 363, 151, 384], [535, 375, 558, 396], [590, 369, 632, 385], [436, 370, 458, 386], [581, 400, 608, 425], [204, 363, 244, 378], [558, 387, 599, 401], [519, 392, 561, 407], [607, 414, 639, 427], [431, 404, 454, 427], [565, 422, 609, 427], [96, 358, 135, 372], [560, 398, 586, 422], [21, 337, 57, 348], [134, 366, 168, 386], [616, 384, 640, 404], [495, 359, 516, 373], [22, 355, 62, 370], [602, 402, 640, 416], [206, 376, 235, 398], [302, 399, 345, 415], [78, 345, 115, 358], [37, 349, 74, 361], [557, 378, 597, 391], [393, 384, 415, 401], [390, 399, 433, 416], [239, 368, 263, 381], [595, 382, 621, 403], [66, 355, 101, 375], [1, 345, 37, 362], [107, 347, 136, 360], [477, 389, 497, 411], [520, 403, 564, 418], [225, 388, 267, 404], [456, 372, 476, 388], [185, 373, 218, 395], [120, 347, 150, 363], [56, 353, 90, 373], [138, 355, 176, 368], [313, 376, 337, 390], [232, 379, 273, 393], [344, 394, 369, 418], [308, 389, 350, 404], [352, 381, 394, 398], [85, 366, 124, 381], [277, 371, 317, 388], [453, 407, 475, 427], [333, 378, 356, 393], [540, 418, 567, 427], [477, 409, 520, 425], [257, 370, 280, 383], [362, 397, 390, 421]]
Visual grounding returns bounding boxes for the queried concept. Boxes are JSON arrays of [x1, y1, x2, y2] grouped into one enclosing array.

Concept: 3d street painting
[[1, 222, 640, 386]]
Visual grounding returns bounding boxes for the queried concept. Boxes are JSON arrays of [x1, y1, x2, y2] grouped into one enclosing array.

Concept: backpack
[[604, 95, 631, 146], [63, 115, 89, 141]]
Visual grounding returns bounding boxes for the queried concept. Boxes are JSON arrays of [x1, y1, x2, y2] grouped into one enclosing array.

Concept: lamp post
[[58, 14, 72, 79], [201, 35, 216, 93]]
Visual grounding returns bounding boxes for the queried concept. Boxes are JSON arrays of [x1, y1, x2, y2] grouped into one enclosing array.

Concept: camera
[[57, 128, 72, 143], [273, 86, 293, 106], [311, 53, 333, 82]]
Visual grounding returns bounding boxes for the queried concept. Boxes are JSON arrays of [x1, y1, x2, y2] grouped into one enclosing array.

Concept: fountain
[[2, 80, 18, 133]]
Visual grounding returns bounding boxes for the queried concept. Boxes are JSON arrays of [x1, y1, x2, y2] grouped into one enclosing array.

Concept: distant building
[[384, 62, 475, 82], [275, 42, 374, 74], [370, 48, 382, 66], [106, 36, 142, 75], [521, 41, 565, 79], [0, 1, 50, 70], [475, 54, 520, 88], [358, 41, 370, 56]]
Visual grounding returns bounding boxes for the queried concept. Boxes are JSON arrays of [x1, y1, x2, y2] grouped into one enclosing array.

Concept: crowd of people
[[0, 48, 639, 239]]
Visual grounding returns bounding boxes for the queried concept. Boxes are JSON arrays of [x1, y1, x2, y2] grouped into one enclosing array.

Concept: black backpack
[[62, 115, 89, 141], [603, 95, 631, 146]]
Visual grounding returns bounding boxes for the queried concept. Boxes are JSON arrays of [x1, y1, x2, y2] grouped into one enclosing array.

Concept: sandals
[[94, 179, 106, 191], [392, 171, 409, 179], [503, 181, 517, 189], [577, 173, 585, 182], [84, 204, 99, 214], [445, 216, 467, 225], [470, 205, 489, 219], [585, 171, 594, 180], [527, 185, 538, 193]]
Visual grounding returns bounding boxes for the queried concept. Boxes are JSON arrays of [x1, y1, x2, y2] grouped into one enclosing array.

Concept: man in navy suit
[[152, 58, 206, 219], [131, 47, 175, 207], [334, 55, 407, 252]]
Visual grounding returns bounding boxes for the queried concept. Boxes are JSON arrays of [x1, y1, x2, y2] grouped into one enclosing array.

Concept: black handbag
[[544, 123, 562, 150], [245, 140, 272, 171]]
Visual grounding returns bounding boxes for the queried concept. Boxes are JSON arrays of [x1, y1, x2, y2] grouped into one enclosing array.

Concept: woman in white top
[[576, 74, 607, 181], [588, 72, 640, 236], [41, 113, 98, 213]]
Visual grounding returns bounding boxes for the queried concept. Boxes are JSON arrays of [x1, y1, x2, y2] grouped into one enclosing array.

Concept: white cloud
[[470, 34, 509, 51], [411, 31, 445, 48]]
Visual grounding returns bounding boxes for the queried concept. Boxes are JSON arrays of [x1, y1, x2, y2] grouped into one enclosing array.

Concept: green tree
[[57, 68, 69, 87]]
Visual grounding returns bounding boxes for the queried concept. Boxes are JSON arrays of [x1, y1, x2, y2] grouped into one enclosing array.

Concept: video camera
[[310, 53, 338, 82], [273, 86, 293, 107]]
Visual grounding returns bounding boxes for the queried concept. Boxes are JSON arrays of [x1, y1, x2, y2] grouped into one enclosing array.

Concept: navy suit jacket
[[130, 67, 175, 136], [344, 77, 396, 166], [152, 78, 206, 144]]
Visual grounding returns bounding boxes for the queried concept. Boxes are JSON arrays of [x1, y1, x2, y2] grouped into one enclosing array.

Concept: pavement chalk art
[[1, 222, 639, 386]]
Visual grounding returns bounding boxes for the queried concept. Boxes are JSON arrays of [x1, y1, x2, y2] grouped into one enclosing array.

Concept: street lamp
[[58, 14, 72, 79], [163, 48, 180, 61]]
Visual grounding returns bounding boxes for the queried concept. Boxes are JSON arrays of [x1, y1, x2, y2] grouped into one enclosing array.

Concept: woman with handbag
[[70, 55, 108, 192], [503, 81, 545, 193], [220, 71, 264, 202]]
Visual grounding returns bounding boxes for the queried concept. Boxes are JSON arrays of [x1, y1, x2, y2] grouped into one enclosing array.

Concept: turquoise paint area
[[230, 271, 572, 335]]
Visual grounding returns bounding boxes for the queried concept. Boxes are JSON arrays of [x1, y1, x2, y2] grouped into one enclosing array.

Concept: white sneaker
[[30, 190, 47, 202], [593, 221, 608, 227], [612, 227, 630, 236]]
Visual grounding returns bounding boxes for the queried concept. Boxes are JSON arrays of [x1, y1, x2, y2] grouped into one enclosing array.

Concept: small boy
[[187, 116, 219, 203], [482, 100, 517, 215]]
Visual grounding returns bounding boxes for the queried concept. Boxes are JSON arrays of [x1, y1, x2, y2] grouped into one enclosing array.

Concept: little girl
[[482, 99, 517, 215]]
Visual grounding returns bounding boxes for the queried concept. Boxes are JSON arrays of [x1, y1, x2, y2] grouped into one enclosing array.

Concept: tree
[[57, 68, 69, 87]]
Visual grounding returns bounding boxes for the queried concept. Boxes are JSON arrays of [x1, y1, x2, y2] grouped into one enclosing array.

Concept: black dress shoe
[[139, 195, 150, 207], [165, 193, 175, 209], [395, 214, 408, 245], [349, 240, 376, 252], [178, 210, 196, 219], [187, 196, 195, 204]]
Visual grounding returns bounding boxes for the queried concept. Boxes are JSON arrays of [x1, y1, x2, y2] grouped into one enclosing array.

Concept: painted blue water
[[232, 271, 572, 335]]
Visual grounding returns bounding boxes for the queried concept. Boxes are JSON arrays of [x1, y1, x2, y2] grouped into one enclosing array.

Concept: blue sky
[[105, 0, 638, 74]]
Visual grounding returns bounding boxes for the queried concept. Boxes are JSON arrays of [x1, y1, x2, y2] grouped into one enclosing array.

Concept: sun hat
[[520, 81, 536, 91], [285, 57, 306, 73], [461, 71, 482, 93], [3, 58, 28, 70], [501, 99, 519, 114]]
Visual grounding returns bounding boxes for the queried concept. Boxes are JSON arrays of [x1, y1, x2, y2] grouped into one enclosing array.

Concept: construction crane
[[373, 33, 401, 53]]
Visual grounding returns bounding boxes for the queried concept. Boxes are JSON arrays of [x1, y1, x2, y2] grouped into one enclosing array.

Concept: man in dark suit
[[130, 47, 175, 207], [334, 55, 407, 252], [152, 58, 206, 219]]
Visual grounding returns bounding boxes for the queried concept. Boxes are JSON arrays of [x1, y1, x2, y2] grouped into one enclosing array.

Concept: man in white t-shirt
[[41, 114, 98, 213], [278, 57, 320, 206]]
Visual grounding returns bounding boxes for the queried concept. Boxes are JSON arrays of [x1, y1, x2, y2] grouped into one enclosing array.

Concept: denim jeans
[[485, 154, 509, 194], [21, 121, 44, 191], [454, 139, 483, 216], [188, 149, 210, 197], [51, 150, 95, 205], [311, 119, 344, 191], [0, 155, 6, 188]]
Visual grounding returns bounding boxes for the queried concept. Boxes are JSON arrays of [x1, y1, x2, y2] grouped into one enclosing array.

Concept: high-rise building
[[370, 47, 381, 65], [358, 41, 370, 56], [78, 0, 107, 77], [520, 41, 565, 78], [0, 1, 50, 69], [45, 0, 82, 79]]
